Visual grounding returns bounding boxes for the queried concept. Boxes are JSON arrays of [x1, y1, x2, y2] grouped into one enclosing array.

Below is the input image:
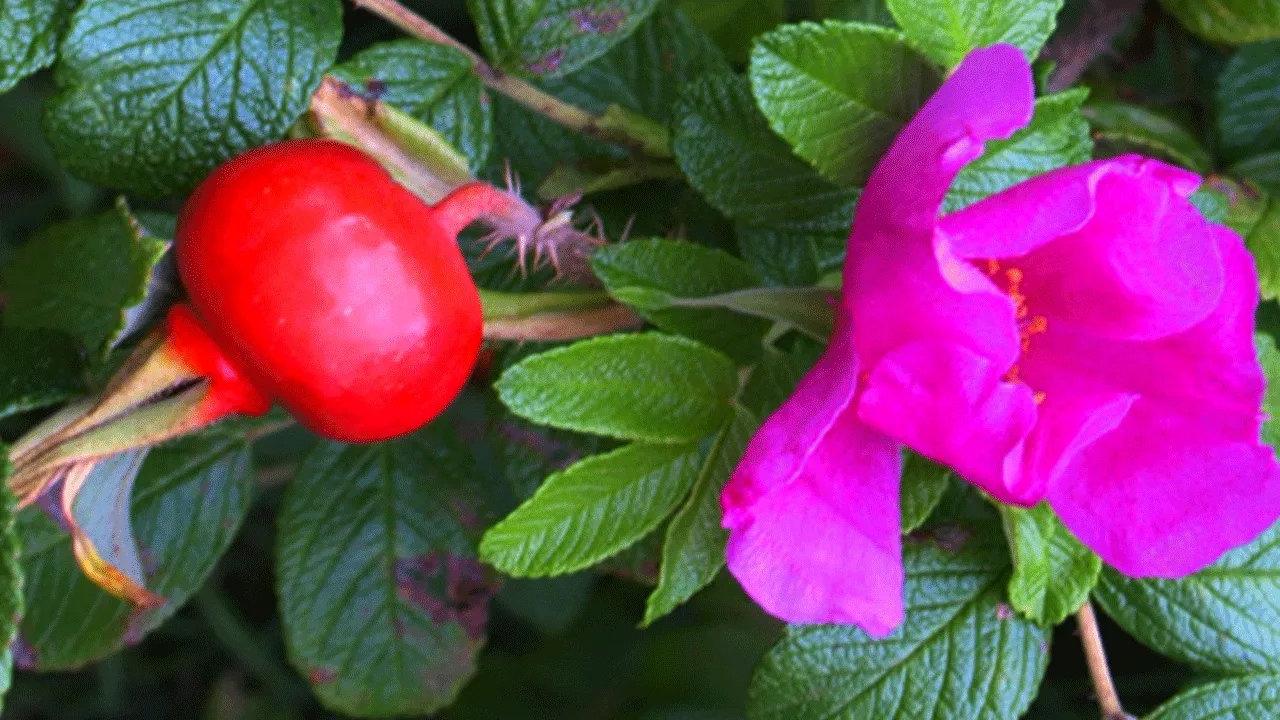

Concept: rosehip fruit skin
[[175, 139, 483, 442]]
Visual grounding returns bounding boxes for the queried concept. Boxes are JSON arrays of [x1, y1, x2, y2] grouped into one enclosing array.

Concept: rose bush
[[1, 1, 1280, 719]]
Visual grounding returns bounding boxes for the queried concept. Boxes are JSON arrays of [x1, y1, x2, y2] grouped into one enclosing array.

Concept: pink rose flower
[[721, 43, 1280, 636]]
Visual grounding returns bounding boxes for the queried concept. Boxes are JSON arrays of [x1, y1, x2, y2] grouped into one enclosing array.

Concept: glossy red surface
[[174, 139, 483, 442]]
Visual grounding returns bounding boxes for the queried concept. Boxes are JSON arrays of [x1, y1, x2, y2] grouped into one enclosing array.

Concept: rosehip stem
[[478, 288, 642, 341], [351, 0, 671, 157], [310, 79, 606, 284], [479, 289, 613, 319]]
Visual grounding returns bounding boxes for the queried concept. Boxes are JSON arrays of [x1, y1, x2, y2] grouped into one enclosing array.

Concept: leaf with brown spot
[[469, 0, 662, 78], [277, 425, 507, 717]]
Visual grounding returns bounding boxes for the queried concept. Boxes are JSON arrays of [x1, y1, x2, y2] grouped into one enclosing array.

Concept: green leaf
[[1217, 41, 1280, 163], [332, 40, 491, 172], [1084, 101, 1213, 173], [480, 441, 706, 577], [818, 0, 897, 26], [496, 333, 739, 443], [1000, 503, 1100, 626], [469, 0, 661, 78], [748, 541, 1050, 720], [899, 453, 951, 533], [44, 0, 343, 196], [0, 328, 85, 420], [673, 74, 858, 232], [0, 454, 22, 713], [886, 0, 1063, 68], [677, 0, 786, 63], [16, 429, 253, 670], [277, 428, 501, 717], [0, 0, 75, 93], [737, 226, 828, 288], [592, 239, 770, 363], [638, 287, 835, 343], [1235, 151, 1280, 193], [1161, 0, 1280, 44], [1257, 334, 1280, 451], [1094, 518, 1280, 675], [1247, 198, 1280, 301], [489, 5, 727, 182], [750, 21, 939, 186], [643, 407, 757, 625], [740, 347, 808, 421], [3, 200, 166, 359], [1149, 675, 1280, 719], [945, 89, 1092, 211], [1191, 187, 1230, 224], [1200, 176, 1270, 237]]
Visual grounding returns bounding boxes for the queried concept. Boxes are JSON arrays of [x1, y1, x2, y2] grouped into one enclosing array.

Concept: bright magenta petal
[[857, 341, 1039, 504], [1041, 229, 1280, 574], [940, 156, 1223, 340], [845, 44, 1033, 369], [1018, 360, 1136, 494], [1048, 401, 1280, 576], [1025, 225, 1263, 420], [722, 317, 905, 633], [721, 317, 861, 518], [723, 402, 904, 634]]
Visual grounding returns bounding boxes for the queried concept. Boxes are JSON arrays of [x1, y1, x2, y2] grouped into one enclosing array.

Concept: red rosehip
[[172, 139, 486, 442]]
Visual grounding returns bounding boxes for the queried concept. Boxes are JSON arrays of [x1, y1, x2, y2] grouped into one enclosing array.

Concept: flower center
[[982, 260, 1047, 404]]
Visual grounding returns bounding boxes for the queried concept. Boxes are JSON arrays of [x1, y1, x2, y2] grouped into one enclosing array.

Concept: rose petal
[[939, 156, 1223, 340], [1038, 223, 1280, 574], [723, 400, 904, 634], [847, 44, 1034, 371], [721, 315, 861, 518], [857, 341, 1040, 505], [1048, 399, 1280, 576], [1025, 224, 1262, 420]]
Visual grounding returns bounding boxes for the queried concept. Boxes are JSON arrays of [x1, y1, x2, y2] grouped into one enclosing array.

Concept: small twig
[[352, 0, 663, 155], [1042, 0, 1144, 92], [483, 304, 643, 342], [1077, 602, 1135, 720]]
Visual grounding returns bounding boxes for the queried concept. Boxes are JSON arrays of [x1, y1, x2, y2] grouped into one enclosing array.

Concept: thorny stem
[[310, 76, 605, 284], [1077, 602, 1134, 720], [351, 0, 669, 156]]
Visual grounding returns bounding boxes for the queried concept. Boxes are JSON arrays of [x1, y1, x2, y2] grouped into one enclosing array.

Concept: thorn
[[619, 214, 636, 244]]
